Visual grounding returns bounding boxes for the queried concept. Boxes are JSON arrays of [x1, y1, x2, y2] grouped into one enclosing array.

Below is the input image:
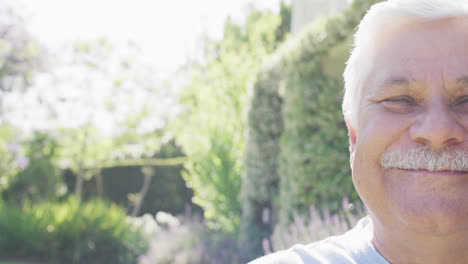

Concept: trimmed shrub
[[0, 197, 147, 264], [64, 164, 199, 216], [63, 139, 200, 217], [278, 0, 380, 225], [240, 57, 285, 259], [241, 0, 381, 259]]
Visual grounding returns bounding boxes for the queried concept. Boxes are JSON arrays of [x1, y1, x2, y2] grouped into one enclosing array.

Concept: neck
[[371, 216, 468, 264]]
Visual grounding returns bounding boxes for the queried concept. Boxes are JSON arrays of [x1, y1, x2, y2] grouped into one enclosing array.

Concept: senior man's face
[[350, 18, 468, 235]]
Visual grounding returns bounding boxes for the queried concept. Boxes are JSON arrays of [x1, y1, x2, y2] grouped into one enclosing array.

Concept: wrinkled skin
[[348, 18, 468, 264]]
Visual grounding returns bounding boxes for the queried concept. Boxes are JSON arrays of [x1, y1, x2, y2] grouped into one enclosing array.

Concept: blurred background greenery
[[0, 0, 379, 263]]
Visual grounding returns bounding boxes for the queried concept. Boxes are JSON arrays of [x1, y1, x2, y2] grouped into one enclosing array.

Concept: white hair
[[343, 0, 468, 128]]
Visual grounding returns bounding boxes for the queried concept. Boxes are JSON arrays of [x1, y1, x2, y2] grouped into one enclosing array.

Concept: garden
[[0, 0, 378, 263]]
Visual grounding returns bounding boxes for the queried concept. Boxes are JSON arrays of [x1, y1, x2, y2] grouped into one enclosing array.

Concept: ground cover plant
[[138, 211, 240, 264], [0, 197, 147, 264]]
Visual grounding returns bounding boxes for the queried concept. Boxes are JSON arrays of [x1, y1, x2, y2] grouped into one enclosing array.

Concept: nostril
[[408, 102, 466, 148], [412, 136, 429, 146], [443, 137, 464, 147], [410, 120, 465, 149]]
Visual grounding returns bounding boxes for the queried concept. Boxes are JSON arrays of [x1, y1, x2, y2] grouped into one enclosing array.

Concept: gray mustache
[[381, 147, 468, 172]]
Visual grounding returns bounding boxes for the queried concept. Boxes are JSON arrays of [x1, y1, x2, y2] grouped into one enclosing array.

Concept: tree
[[0, 2, 45, 93], [170, 4, 290, 233], [3, 38, 184, 203], [0, 2, 47, 201], [52, 39, 182, 201]]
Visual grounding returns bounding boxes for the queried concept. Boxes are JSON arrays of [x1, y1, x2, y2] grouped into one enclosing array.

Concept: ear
[[345, 117, 357, 153]]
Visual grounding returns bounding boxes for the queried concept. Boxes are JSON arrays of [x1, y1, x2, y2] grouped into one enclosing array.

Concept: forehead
[[366, 18, 468, 88], [383, 18, 468, 56]]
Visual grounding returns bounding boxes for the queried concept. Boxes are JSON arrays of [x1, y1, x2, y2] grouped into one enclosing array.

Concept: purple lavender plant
[[265, 199, 367, 254], [138, 210, 240, 264]]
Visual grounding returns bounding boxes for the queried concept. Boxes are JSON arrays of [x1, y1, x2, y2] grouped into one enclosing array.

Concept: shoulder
[[248, 237, 357, 264], [247, 246, 310, 264], [249, 216, 388, 264]]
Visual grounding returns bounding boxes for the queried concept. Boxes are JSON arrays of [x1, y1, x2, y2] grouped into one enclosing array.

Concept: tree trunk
[[75, 170, 84, 200], [95, 169, 104, 197], [131, 166, 154, 216], [75, 125, 89, 200]]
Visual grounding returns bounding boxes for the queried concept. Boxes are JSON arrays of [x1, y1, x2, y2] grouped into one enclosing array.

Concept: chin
[[395, 204, 468, 236]]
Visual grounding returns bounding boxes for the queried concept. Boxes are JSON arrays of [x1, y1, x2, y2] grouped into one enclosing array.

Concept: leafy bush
[[3, 131, 65, 204], [171, 2, 290, 233], [0, 197, 147, 264], [139, 211, 240, 264], [277, 0, 380, 224], [240, 59, 284, 259], [241, 0, 380, 259], [0, 125, 29, 196]]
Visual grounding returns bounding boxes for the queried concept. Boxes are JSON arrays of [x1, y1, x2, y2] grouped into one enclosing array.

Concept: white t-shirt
[[249, 217, 390, 264]]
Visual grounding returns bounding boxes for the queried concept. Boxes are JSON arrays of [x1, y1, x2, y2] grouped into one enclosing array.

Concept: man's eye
[[454, 96, 468, 106], [382, 96, 417, 105], [453, 96, 468, 113], [380, 96, 417, 113]]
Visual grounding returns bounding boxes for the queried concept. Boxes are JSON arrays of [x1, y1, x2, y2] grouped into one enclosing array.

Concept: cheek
[[352, 109, 413, 190], [356, 108, 414, 153], [456, 114, 468, 131], [355, 112, 400, 159]]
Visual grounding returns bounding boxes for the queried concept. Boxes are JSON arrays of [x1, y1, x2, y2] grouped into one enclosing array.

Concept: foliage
[[0, 197, 147, 264], [241, 0, 379, 259], [240, 58, 284, 259], [180, 131, 243, 232], [275, 1, 292, 42], [2, 131, 65, 204], [47, 39, 170, 199], [2, 37, 183, 200], [64, 164, 201, 216], [278, 0, 380, 225], [0, 124, 28, 195], [138, 211, 240, 264], [171, 2, 290, 233], [0, 5, 47, 200], [264, 199, 366, 254], [0, 122, 188, 216], [0, 3, 45, 92]]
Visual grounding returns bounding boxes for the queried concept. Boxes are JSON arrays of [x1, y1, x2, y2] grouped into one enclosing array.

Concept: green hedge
[[63, 140, 200, 216], [241, 0, 380, 259], [278, 0, 381, 224], [0, 197, 147, 264], [66, 165, 201, 215], [240, 57, 285, 258], [64, 164, 200, 216]]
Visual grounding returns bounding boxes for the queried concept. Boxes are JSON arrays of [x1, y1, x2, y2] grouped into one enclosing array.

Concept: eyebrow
[[380, 76, 412, 88], [377, 75, 468, 92]]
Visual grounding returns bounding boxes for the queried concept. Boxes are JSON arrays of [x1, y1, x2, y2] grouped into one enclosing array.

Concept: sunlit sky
[[20, 0, 283, 73]]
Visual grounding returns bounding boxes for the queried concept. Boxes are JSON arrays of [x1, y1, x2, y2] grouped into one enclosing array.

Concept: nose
[[409, 102, 465, 150]]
